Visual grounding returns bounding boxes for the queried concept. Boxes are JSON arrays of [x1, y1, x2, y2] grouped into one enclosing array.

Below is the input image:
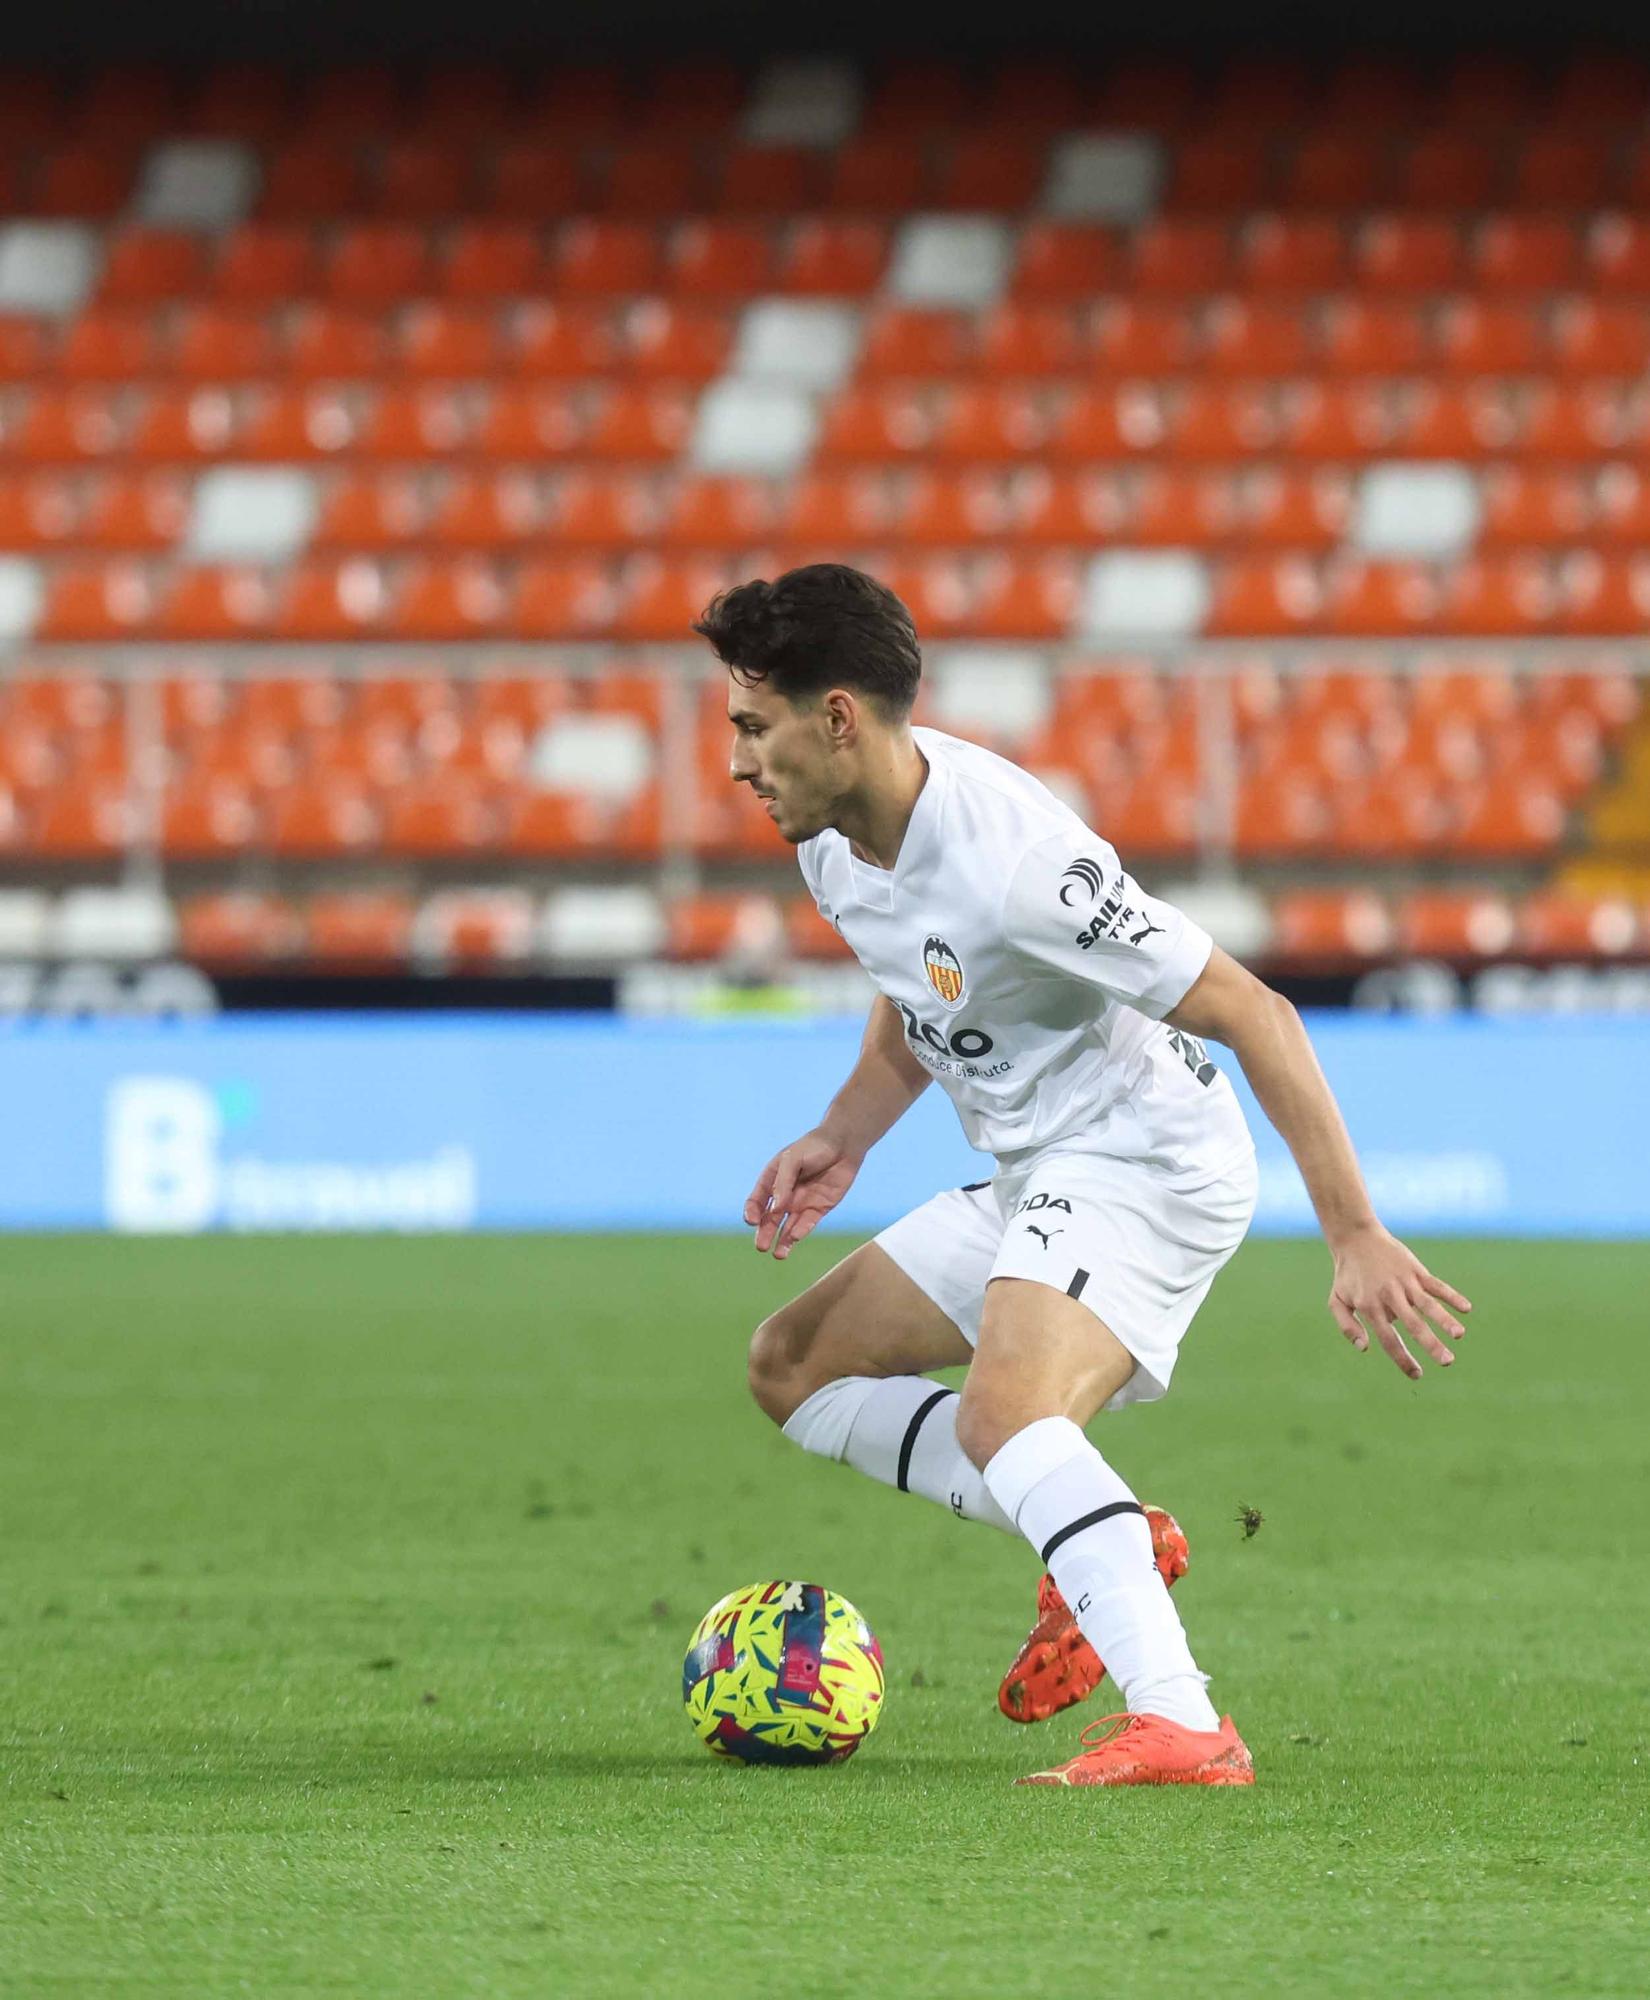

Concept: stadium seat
[[396, 305, 503, 377], [212, 224, 321, 301], [485, 144, 584, 221], [325, 225, 433, 305], [860, 307, 974, 378], [438, 225, 548, 297], [665, 222, 774, 298], [178, 891, 305, 967], [304, 891, 414, 966], [1516, 891, 1639, 957], [1012, 223, 1124, 300], [777, 222, 890, 296], [98, 228, 212, 302], [373, 142, 474, 220], [717, 147, 821, 217], [1395, 134, 1501, 209], [161, 774, 262, 856], [1167, 136, 1273, 213], [1201, 302, 1314, 378], [266, 777, 381, 856], [1396, 891, 1518, 957], [1131, 219, 1233, 294], [624, 303, 733, 382], [1270, 889, 1395, 962], [380, 776, 497, 855], [260, 140, 367, 220], [1239, 217, 1350, 292], [1587, 217, 1650, 295], [1354, 217, 1466, 292]]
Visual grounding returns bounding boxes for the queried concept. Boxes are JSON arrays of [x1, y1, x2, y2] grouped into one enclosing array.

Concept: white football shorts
[[873, 1145, 1258, 1411]]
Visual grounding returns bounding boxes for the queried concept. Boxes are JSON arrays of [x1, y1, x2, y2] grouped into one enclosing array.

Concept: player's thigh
[[955, 1278, 1138, 1469], [749, 1241, 974, 1420]]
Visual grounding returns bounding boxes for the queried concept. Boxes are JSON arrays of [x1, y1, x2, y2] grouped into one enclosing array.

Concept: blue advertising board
[[0, 1012, 1642, 1236]]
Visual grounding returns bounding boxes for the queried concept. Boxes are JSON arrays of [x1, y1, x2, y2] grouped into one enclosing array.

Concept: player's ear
[[823, 688, 858, 746]]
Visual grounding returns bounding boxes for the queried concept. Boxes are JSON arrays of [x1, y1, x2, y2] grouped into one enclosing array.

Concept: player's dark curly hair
[[692, 564, 922, 718]]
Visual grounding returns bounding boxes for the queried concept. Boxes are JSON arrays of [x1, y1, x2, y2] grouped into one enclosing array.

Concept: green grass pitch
[[1, 1233, 1646, 1997]]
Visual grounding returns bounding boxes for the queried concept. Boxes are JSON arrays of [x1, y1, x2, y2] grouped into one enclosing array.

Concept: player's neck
[[839, 733, 929, 873]]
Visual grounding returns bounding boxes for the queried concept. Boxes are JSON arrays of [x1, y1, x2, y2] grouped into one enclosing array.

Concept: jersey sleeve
[[1003, 833, 1214, 1020]]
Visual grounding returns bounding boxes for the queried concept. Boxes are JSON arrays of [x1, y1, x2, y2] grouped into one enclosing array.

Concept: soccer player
[[695, 565, 1472, 1789]]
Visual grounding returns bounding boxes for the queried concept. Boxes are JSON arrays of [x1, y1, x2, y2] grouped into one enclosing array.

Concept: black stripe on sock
[[1067, 1268, 1090, 1300], [1040, 1499, 1145, 1567], [896, 1388, 957, 1493]]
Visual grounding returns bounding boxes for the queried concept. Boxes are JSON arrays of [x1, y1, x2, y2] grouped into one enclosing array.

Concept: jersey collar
[[845, 739, 945, 909]]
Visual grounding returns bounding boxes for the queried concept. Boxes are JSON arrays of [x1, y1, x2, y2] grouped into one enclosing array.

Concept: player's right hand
[[745, 1129, 861, 1260]]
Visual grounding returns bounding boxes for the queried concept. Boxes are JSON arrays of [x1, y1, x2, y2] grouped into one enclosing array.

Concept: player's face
[[727, 678, 841, 844]]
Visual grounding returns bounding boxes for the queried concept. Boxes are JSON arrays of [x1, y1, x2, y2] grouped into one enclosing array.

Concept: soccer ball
[[682, 1580, 884, 1765]]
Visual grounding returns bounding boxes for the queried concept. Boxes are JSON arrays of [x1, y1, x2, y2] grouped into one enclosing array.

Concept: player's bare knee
[[747, 1306, 813, 1427], [954, 1390, 1023, 1473]]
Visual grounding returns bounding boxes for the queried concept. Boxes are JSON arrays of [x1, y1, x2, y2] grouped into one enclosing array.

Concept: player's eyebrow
[[728, 708, 766, 728]]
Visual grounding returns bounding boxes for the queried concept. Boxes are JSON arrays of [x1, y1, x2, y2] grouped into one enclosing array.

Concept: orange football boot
[[997, 1504, 1189, 1725], [1015, 1710, 1254, 1787]]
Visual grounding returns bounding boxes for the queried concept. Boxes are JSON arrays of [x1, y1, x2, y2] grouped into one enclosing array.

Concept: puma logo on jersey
[[1059, 857, 1107, 906], [1074, 880, 1163, 952], [1025, 1224, 1064, 1249]]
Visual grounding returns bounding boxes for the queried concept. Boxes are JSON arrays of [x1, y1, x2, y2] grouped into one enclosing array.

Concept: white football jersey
[[797, 727, 1254, 1178]]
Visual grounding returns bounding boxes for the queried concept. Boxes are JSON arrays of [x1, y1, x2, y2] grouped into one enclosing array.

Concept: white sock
[[781, 1377, 1016, 1534], [983, 1415, 1220, 1732]]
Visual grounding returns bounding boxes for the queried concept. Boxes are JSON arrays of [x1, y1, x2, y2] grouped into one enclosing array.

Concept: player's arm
[[1166, 948, 1473, 1379], [745, 996, 931, 1260]]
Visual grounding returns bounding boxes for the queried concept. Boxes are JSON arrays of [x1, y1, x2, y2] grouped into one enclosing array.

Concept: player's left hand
[[1327, 1223, 1472, 1380]]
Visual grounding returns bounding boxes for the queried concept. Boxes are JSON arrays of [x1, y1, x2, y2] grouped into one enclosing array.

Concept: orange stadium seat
[[1012, 224, 1124, 300], [396, 304, 503, 377], [496, 789, 607, 857], [30, 775, 132, 857], [1242, 467, 1353, 548], [159, 566, 280, 639], [1473, 218, 1583, 294], [623, 303, 733, 381], [665, 222, 774, 298], [553, 221, 663, 295], [1480, 468, 1592, 546], [373, 142, 475, 220], [507, 303, 619, 377], [778, 222, 890, 296], [1129, 467, 1239, 544], [1050, 385, 1166, 461], [283, 305, 389, 378], [1354, 217, 1467, 292], [1318, 299, 1428, 376], [1091, 301, 1199, 374], [512, 558, 619, 638], [1517, 891, 1639, 957], [1282, 135, 1387, 210], [1168, 136, 1274, 213], [820, 137, 929, 214], [930, 385, 1049, 460], [267, 778, 382, 857], [1201, 302, 1315, 377], [1206, 555, 1324, 635], [1270, 889, 1394, 961], [212, 225, 321, 302], [605, 142, 711, 218], [300, 67, 402, 134], [785, 896, 854, 961], [179, 893, 305, 968], [358, 386, 478, 458], [325, 225, 433, 305], [98, 229, 212, 303], [161, 776, 262, 857], [431, 470, 543, 547], [657, 474, 773, 549], [1397, 891, 1517, 958], [1395, 134, 1501, 209], [1016, 468, 1123, 543], [190, 64, 291, 141], [1240, 217, 1352, 295], [484, 144, 584, 220], [861, 308, 975, 378], [0, 472, 80, 548], [281, 556, 393, 638], [531, 63, 628, 138], [1326, 777, 1452, 859], [818, 386, 934, 461], [391, 557, 510, 638], [1587, 217, 1650, 295], [260, 141, 367, 220], [1131, 220, 1234, 294], [438, 225, 549, 297], [381, 777, 497, 856], [304, 892, 414, 966], [39, 559, 158, 638], [173, 306, 280, 379], [933, 136, 1047, 211], [971, 555, 1080, 639], [1552, 302, 1650, 376], [716, 147, 821, 217], [1433, 302, 1546, 376], [34, 144, 137, 216], [975, 304, 1082, 378], [11, 387, 131, 464], [313, 470, 428, 549], [1515, 134, 1619, 207], [1233, 771, 1330, 857]]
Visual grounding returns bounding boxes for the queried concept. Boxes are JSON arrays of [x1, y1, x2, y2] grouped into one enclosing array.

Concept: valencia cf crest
[[922, 935, 965, 1009]]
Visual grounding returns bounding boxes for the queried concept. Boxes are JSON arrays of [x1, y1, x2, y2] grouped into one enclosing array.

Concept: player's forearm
[[817, 997, 932, 1160], [1225, 992, 1379, 1250]]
